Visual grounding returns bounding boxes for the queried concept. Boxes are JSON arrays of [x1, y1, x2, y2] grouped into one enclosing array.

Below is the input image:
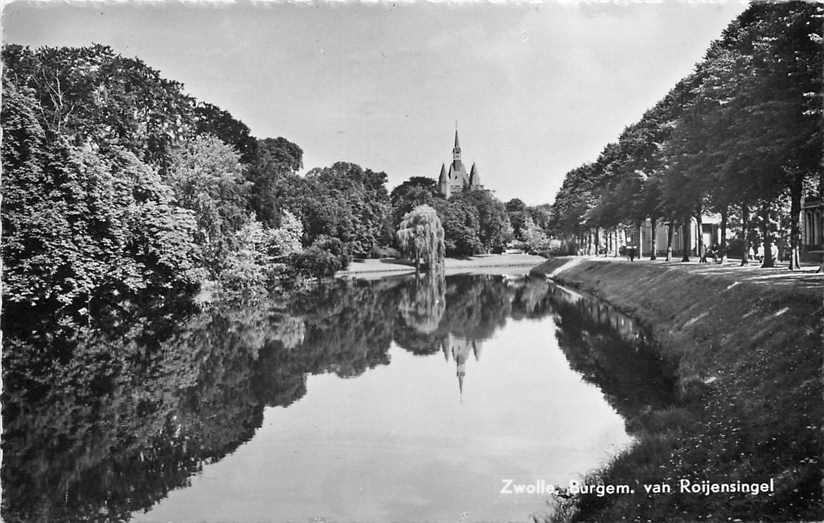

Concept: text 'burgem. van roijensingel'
[[500, 478, 776, 498]]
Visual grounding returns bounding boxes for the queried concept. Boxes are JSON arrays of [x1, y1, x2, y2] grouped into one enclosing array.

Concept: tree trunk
[[681, 218, 690, 262], [607, 228, 613, 257], [789, 171, 802, 271], [696, 212, 706, 262], [586, 229, 592, 255], [666, 222, 673, 261], [638, 222, 644, 258], [595, 226, 600, 256], [741, 201, 750, 266], [719, 206, 728, 264], [650, 217, 657, 260], [760, 202, 775, 268]]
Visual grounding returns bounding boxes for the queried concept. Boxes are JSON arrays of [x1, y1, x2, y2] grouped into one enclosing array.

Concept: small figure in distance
[[699, 242, 709, 263], [708, 244, 718, 264]]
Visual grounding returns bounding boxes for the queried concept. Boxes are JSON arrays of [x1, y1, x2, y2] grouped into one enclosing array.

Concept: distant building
[[438, 129, 483, 198], [801, 197, 823, 261]]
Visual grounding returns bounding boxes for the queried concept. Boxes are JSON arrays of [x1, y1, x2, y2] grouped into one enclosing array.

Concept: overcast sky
[[3, 1, 746, 205]]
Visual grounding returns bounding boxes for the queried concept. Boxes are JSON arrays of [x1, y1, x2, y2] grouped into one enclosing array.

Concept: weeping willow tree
[[396, 204, 445, 273], [398, 274, 446, 334]]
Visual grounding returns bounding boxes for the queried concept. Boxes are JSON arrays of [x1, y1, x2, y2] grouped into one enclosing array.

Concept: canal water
[[2, 273, 675, 522]]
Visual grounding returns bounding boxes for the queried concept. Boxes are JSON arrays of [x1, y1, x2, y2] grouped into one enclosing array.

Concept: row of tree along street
[[548, 2, 823, 269], [1, 44, 553, 324]]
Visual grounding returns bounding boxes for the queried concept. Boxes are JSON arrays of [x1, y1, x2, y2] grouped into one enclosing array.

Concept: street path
[[560, 255, 823, 294]]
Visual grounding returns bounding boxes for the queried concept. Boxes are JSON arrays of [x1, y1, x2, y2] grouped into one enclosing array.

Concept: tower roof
[[454, 129, 460, 150]]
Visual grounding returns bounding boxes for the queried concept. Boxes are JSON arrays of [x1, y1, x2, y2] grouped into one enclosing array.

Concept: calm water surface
[[2, 274, 674, 523]]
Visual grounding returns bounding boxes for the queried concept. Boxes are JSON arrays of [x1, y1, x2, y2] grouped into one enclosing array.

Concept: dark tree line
[[389, 178, 552, 257], [1, 42, 554, 324], [0, 44, 399, 319], [549, 3, 823, 269]]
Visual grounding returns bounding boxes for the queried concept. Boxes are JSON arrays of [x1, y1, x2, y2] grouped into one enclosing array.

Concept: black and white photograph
[[1, 1, 822, 522]]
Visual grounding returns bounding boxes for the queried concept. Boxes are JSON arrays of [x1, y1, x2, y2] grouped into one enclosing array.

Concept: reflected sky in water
[[4, 274, 672, 523], [136, 306, 630, 522]]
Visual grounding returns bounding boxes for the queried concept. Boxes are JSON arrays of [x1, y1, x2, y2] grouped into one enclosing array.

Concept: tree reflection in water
[[2, 274, 673, 522]]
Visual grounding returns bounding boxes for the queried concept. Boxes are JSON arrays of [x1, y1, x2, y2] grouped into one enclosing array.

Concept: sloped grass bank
[[531, 257, 823, 522]]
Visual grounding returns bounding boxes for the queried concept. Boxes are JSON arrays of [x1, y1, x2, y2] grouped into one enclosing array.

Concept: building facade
[[801, 198, 823, 261], [438, 129, 483, 198]]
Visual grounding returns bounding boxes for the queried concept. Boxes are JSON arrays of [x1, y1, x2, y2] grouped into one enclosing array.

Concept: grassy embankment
[[531, 257, 823, 522]]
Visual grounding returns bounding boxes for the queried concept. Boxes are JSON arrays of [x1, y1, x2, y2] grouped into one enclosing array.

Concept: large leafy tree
[[431, 198, 483, 256], [194, 102, 258, 165], [389, 176, 441, 228], [167, 135, 251, 274], [246, 137, 304, 227], [453, 189, 511, 253], [2, 79, 200, 317], [2, 44, 198, 172], [297, 162, 392, 257], [550, 2, 823, 267]]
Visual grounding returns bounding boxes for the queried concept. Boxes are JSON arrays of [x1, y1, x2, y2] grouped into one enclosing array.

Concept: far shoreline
[[335, 253, 548, 280]]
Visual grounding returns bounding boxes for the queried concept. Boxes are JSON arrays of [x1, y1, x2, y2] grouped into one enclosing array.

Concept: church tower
[[437, 126, 483, 197]]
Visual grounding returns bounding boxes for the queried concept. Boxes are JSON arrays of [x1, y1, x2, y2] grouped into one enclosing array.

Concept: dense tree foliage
[[390, 176, 440, 227], [453, 189, 512, 253], [246, 136, 305, 227], [167, 135, 251, 274], [1, 43, 407, 317], [2, 41, 543, 326], [549, 3, 823, 269], [432, 197, 483, 256], [2, 44, 197, 172], [299, 162, 393, 257], [1, 79, 201, 318]]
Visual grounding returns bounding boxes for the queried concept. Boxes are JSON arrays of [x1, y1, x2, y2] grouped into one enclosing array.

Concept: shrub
[[368, 245, 401, 259], [290, 245, 343, 278], [269, 210, 303, 258], [219, 247, 270, 291], [311, 235, 351, 269]]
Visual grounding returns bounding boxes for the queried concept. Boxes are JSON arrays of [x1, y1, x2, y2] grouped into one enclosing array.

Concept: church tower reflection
[[440, 334, 483, 400]]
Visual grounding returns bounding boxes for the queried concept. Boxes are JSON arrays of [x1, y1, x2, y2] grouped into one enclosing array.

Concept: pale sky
[[2, 1, 746, 205]]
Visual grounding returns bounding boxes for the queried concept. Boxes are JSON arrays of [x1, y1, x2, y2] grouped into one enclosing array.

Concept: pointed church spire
[[438, 163, 449, 198], [452, 127, 462, 163], [469, 162, 480, 188]]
